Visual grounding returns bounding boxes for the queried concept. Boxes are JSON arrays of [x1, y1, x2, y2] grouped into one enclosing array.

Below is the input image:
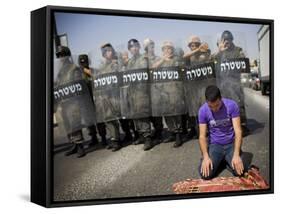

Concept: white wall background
[[0, 0, 279, 212]]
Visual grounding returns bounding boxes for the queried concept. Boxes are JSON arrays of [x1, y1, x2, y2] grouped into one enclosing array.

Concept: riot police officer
[[55, 46, 87, 158], [78, 54, 107, 148], [152, 41, 185, 147], [97, 43, 122, 151], [212, 30, 249, 136], [116, 51, 138, 144], [213, 31, 245, 59], [126, 39, 154, 151], [143, 38, 164, 144], [184, 35, 211, 66], [182, 36, 212, 139]]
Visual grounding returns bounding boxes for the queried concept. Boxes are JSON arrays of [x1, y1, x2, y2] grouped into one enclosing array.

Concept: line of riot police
[[54, 30, 250, 158]]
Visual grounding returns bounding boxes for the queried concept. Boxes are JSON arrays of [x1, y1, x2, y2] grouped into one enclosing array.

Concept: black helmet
[[56, 46, 71, 58], [221, 30, 234, 41], [100, 43, 115, 57], [78, 54, 89, 66], [128, 39, 140, 50]]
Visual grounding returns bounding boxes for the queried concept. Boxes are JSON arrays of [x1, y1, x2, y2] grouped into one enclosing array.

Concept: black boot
[[89, 135, 99, 148], [163, 133, 176, 143], [133, 134, 145, 145], [185, 127, 197, 140], [77, 144, 86, 158], [181, 114, 188, 134], [65, 144, 77, 156], [152, 130, 162, 145], [106, 141, 113, 150], [133, 131, 140, 142], [123, 132, 133, 144], [143, 137, 154, 151], [173, 133, 183, 148], [100, 135, 107, 148], [111, 140, 122, 152]]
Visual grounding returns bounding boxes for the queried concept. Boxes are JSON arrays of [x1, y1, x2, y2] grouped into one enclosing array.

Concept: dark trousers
[[119, 119, 134, 135], [150, 116, 163, 135], [165, 115, 182, 133], [88, 123, 106, 138], [134, 118, 151, 138], [182, 113, 198, 133], [198, 143, 248, 180]]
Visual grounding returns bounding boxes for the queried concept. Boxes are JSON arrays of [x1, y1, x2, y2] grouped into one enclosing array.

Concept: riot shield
[[92, 71, 121, 123], [150, 66, 186, 117], [184, 62, 217, 116], [216, 58, 250, 108], [120, 68, 151, 119], [54, 79, 96, 134]]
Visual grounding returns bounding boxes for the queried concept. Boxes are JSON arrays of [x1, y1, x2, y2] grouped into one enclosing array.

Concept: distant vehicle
[[241, 73, 251, 88], [249, 73, 261, 90], [257, 25, 270, 95]]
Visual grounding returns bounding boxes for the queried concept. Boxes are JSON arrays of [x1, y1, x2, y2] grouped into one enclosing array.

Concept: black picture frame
[[31, 5, 274, 208]]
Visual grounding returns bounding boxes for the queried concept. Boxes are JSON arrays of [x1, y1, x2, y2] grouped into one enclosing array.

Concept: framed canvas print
[[31, 5, 274, 207]]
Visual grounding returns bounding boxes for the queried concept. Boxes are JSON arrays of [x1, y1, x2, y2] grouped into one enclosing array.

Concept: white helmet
[[143, 38, 155, 50], [187, 35, 201, 47], [162, 41, 174, 50]]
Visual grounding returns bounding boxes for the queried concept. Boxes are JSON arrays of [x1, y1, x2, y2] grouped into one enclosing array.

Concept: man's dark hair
[[205, 85, 222, 102]]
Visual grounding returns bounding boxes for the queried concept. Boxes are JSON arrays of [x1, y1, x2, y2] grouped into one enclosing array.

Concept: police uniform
[[126, 39, 153, 151], [188, 50, 211, 66], [186, 36, 211, 66], [143, 38, 163, 142], [184, 37, 212, 138], [213, 31, 248, 133], [55, 46, 86, 158], [160, 56, 184, 136], [153, 41, 185, 147], [78, 54, 107, 147], [97, 43, 122, 151]]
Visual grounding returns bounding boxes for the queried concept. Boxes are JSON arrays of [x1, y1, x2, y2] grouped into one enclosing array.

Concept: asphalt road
[[53, 87, 270, 201]]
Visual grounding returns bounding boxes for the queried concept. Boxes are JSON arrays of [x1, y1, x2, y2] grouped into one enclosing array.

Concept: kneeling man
[[198, 85, 248, 179]]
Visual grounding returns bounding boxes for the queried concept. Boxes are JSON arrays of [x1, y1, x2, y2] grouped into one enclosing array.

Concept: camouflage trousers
[[165, 115, 183, 133], [67, 130, 84, 144], [134, 118, 152, 138], [106, 120, 120, 141]]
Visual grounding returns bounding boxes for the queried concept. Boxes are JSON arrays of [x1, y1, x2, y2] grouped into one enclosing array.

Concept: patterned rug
[[173, 166, 269, 194]]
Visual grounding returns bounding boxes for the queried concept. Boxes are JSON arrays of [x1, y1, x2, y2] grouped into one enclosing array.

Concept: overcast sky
[[54, 12, 262, 67]]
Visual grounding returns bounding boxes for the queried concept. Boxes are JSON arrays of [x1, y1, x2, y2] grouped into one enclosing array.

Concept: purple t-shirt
[[198, 98, 240, 145]]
